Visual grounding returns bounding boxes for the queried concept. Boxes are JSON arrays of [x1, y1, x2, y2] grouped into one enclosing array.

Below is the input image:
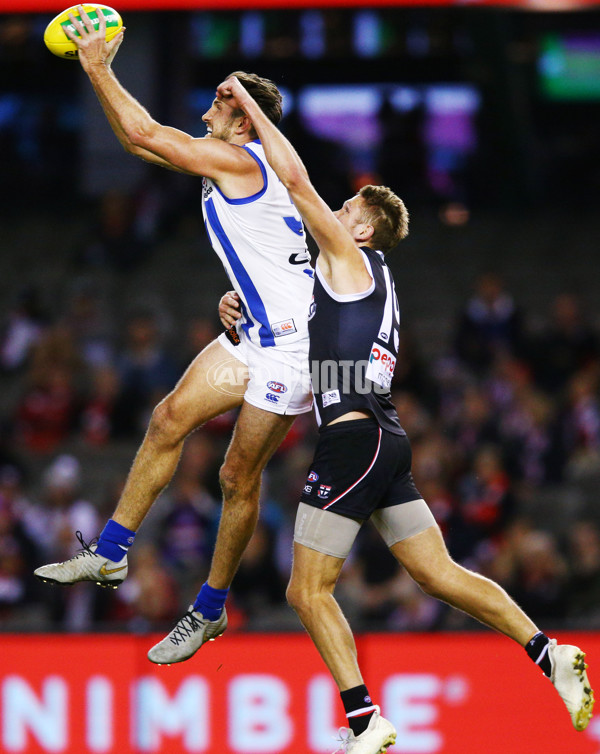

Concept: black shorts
[[300, 418, 421, 521]]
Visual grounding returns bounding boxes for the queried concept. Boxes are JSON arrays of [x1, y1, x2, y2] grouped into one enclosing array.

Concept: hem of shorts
[[244, 395, 313, 416], [216, 330, 249, 364], [377, 495, 423, 510], [299, 497, 369, 521]]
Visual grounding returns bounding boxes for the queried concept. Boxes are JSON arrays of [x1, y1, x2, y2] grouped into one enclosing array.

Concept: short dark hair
[[358, 185, 409, 253], [227, 71, 283, 128]]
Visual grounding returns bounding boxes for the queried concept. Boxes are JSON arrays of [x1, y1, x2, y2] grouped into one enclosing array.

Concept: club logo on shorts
[[317, 484, 332, 499], [308, 471, 319, 482], [267, 380, 288, 394], [265, 393, 280, 404]]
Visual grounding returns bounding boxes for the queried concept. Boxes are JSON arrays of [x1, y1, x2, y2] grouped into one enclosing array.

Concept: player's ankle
[[95, 519, 136, 562], [525, 631, 552, 677], [193, 582, 229, 621]]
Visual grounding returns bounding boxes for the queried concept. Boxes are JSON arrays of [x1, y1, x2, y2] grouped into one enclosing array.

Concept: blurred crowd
[[0, 259, 599, 635]]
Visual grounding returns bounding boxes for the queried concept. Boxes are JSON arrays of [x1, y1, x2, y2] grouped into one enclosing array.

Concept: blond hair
[[358, 185, 409, 253]]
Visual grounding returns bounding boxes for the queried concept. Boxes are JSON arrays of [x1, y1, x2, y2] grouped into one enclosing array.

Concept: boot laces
[[169, 611, 204, 646], [332, 727, 355, 753], [72, 530, 99, 559]]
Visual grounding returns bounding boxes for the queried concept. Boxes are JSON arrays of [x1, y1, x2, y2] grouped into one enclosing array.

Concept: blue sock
[[95, 519, 136, 562], [193, 582, 229, 621]]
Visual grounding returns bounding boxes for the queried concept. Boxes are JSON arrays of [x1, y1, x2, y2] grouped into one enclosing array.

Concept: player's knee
[[149, 397, 185, 445], [286, 579, 310, 615], [409, 559, 452, 599], [219, 462, 258, 504]]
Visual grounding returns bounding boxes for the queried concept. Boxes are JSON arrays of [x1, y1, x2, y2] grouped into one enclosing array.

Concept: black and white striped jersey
[[308, 246, 405, 435]]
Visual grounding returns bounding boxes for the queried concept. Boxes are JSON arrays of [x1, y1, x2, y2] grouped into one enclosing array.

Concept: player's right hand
[[65, 5, 124, 70], [219, 291, 242, 329]]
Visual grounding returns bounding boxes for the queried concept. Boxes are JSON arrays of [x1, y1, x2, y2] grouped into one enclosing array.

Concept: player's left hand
[[64, 5, 125, 70], [216, 76, 250, 112], [218, 291, 242, 328]]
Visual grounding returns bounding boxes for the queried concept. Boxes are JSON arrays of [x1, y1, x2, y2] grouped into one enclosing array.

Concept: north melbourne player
[[216, 75, 594, 753], [34, 8, 314, 663]]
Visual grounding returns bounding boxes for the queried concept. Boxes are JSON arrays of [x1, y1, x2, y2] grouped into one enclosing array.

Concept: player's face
[[202, 98, 238, 142], [334, 196, 366, 236]]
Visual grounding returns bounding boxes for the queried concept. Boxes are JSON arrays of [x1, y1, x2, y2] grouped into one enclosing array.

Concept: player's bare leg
[[208, 401, 295, 588], [34, 339, 247, 587], [287, 542, 362, 690], [287, 542, 397, 753], [147, 401, 295, 664], [113, 339, 248, 530], [393, 524, 594, 731], [392, 524, 537, 643]]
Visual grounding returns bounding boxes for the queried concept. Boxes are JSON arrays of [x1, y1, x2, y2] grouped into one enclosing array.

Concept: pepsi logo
[[267, 381, 288, 394]]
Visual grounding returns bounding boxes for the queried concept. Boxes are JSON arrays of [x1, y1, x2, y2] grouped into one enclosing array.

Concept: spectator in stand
[[0, 286, 47, 372], [80, 364, 121, 446], [566, 521, 600, 626], [14, 325, 83, 452], [27, 455, 101, 629], [455, 272, 524, 373], [113, 542, 180, 629], [559, 369, 600, 480], [532, 293, 599, 395], [508, 529, 569, 623], [230, 518, 287, 624], [390, 328, 438, 409], [448, 384, 499, 464], [178, 316, 218, 376], [0, 465, 39, 618], [497, 387, 557, 487], [114, 308, 179, 437], [153, 432, 220, 599], [62, 280, 115, 369], [455, 445, 515, 561], [79, 189, 150, 272]]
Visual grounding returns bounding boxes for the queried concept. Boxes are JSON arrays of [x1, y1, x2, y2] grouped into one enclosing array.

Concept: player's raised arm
[[217, 76, 370, 284], [64, 6, 255, 180]]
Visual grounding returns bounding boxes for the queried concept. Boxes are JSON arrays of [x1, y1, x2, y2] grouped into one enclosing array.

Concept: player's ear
[[358, 223, 374, 242], [236, 115, 253, 135]]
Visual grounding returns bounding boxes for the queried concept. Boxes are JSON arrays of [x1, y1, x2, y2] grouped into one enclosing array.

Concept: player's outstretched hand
[[65, 5, 125, 70], [219, 291, 242, 329]]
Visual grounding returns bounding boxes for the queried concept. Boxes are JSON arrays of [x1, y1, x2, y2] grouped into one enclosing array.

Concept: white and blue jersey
[[202, 139, 314, 349]]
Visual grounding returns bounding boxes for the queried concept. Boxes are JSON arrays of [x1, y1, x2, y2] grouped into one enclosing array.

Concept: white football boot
[[549, 639, 595, 731], [148, 606, 228, 665], [332, 707, 397, 754], [34, 531, 127, 589]]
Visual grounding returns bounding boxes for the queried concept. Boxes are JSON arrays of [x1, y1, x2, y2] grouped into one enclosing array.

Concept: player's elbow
[[125, 118, 160, 152], [282, 165, 311, 196]]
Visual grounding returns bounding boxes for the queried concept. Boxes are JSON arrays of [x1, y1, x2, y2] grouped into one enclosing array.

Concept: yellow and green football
[[44, 5, 123, 60]]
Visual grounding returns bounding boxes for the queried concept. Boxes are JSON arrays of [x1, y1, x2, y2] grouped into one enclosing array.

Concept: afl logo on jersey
[[267, 381, 288, 394], [308, 471, 319, 482]]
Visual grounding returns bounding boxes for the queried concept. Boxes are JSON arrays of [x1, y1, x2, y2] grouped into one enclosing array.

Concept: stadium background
[[1, 1, 600, 751]]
